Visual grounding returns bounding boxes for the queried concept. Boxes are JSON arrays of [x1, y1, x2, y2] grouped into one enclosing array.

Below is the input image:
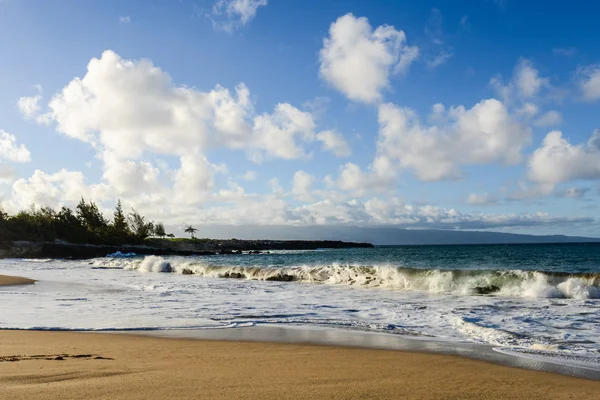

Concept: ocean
[[1, 243, 599, 370]]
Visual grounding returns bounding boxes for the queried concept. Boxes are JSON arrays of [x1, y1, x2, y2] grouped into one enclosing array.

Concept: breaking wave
[[94, 256, 600, 300]]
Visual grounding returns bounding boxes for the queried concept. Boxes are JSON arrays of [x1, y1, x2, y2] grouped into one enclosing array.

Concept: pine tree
[[112, 199, 129, 237]]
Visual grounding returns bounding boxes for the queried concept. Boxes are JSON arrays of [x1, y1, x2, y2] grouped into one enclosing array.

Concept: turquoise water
[[193, 243, 600, 274]]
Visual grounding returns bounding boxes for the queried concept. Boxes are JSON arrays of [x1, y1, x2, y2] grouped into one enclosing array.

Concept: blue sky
[[0, 0, 599, 236]]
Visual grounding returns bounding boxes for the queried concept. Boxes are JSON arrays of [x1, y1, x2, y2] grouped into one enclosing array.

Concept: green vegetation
[[0, 199, 169, 245], [184, 225, 198, 239]]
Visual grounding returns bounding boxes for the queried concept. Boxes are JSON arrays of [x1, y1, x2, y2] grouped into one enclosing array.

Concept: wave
[[95, 256, 600, 299]]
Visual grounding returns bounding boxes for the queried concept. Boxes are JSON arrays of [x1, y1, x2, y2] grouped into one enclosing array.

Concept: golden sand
[[0, 330, 598, 399], [0, 274, 35, 286]]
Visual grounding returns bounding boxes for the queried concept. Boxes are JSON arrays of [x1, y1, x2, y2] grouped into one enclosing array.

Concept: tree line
[[0, 199, 172, 245]]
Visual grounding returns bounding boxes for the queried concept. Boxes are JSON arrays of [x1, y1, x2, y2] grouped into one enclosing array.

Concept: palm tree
[[184, 225, 198, 239]]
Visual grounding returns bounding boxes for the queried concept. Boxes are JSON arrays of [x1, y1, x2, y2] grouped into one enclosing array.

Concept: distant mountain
[[187, 225, 600, 245]]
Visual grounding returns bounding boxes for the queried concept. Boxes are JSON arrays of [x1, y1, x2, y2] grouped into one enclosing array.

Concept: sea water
[[1, 243, 599, 370]]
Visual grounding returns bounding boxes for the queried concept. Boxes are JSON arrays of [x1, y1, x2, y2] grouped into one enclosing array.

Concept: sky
[[0, 0, 599, 237]]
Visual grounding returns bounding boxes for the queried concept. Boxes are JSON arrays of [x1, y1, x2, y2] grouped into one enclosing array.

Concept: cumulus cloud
[[528, 130, 600, 184], [316, 130, 351, 157], [0, 130, 31, 163], [291, 171, 315, 202], [251, 103, 315, 161], [516, 102, 539, 118], [319, 13, 418, 103], [31, 50, 317, 162], [578, 65, 600, 101], [533, 110, 562, 127], [17, 94, 41, 119], [119, 16, 131, 23], [466, 192, 499, 205], [211, 0, 267, 32], [5, 169, 106, 213], [490, 58, 550, 101], [332, 156, 396, 195], [376, 99, 530, 181], [507, 182, 555, 201]]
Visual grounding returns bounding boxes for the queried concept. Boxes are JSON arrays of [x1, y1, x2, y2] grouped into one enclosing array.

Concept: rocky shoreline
[[0, 239, 374, 259]]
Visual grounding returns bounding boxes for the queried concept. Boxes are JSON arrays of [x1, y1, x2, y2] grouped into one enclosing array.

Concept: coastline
[[1, 330, 599, 400], [0, 239, 373, 259]]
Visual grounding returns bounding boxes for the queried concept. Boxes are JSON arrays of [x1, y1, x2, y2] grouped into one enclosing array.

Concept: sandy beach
[[0, 330, 598, 400], [0, 274, 35, 286]]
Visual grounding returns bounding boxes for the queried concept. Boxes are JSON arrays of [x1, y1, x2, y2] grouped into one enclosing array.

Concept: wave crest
[[96, 256, 600, 299]]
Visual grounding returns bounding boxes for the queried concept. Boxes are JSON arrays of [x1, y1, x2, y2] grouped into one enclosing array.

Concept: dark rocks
[[0, 239, 373, 260], [474, 285, 501, 295], [223, 272, 244, 279], [265, 274, 295, 282]]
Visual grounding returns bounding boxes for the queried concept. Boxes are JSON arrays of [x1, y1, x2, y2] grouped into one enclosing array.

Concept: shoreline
[[0, 239, 373, 260], [118, 324, 600, 380], [1, 330, 599, 400]]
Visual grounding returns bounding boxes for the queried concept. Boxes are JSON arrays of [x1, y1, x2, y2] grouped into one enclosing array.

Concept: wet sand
[[1, 330, 599, 400], [0, 274, 35, 286]]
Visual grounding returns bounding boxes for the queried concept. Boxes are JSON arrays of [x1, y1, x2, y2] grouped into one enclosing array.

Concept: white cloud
[[553, 47, 576, 57], [302, 96, 330, 119], [516, 102, 539, 118], [558, 187, 590, 199], [533, 110, 562, 127], [316, 130, 351, 157], [528, 130, 600, 184], [426, 49, 452, 70], [490, 58, 550, 102], [507, 182, 555, 201], [0, 130, 31, 163], [32, 50, 315, 162], [5, 169, 106, 213], [211, 0, 267, 32], [319, 13, 418, 103], [333, 156, 396, 195], [376, 99, 530, 181], [578, 65, 600, 101], [466, 192, 499, 205], [119, 16, 131, 23], [173, 154, 217, 204], [241, 170, 258, 181], [17, 95, 41, 119], [251, 103, 315, 161], [292, 170, 315, 202], [515, 59, 549, 97]]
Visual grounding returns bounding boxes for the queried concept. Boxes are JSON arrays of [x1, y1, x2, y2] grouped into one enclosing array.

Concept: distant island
[[0, 199, 373, 259]]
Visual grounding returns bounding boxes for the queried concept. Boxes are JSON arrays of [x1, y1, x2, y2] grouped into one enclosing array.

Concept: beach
[[1, 330, 599, 400], [0, 274, 35, 286]]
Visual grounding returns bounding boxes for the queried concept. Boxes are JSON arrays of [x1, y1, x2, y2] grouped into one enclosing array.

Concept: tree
[[112, 199, 129, 237], [128, 209, 154, 241], [154, 222, 166, 238], [167, 233, 175, 238], [184, 225, 198, 239], [76, 198, 109, 242]]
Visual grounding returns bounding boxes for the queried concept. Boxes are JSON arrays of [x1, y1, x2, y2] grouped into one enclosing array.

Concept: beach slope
[[0, 331, 598, 400], [0, 274, 35, 286]]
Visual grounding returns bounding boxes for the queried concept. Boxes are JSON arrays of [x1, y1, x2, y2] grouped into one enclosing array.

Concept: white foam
[[110, 256, 600, 299]]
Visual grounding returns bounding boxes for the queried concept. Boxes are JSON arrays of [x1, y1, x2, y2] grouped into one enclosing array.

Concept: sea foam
[[109, 256, 600, 299]]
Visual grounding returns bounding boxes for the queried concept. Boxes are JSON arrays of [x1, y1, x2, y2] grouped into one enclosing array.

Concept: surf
[[98, 255, 600, 299]]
